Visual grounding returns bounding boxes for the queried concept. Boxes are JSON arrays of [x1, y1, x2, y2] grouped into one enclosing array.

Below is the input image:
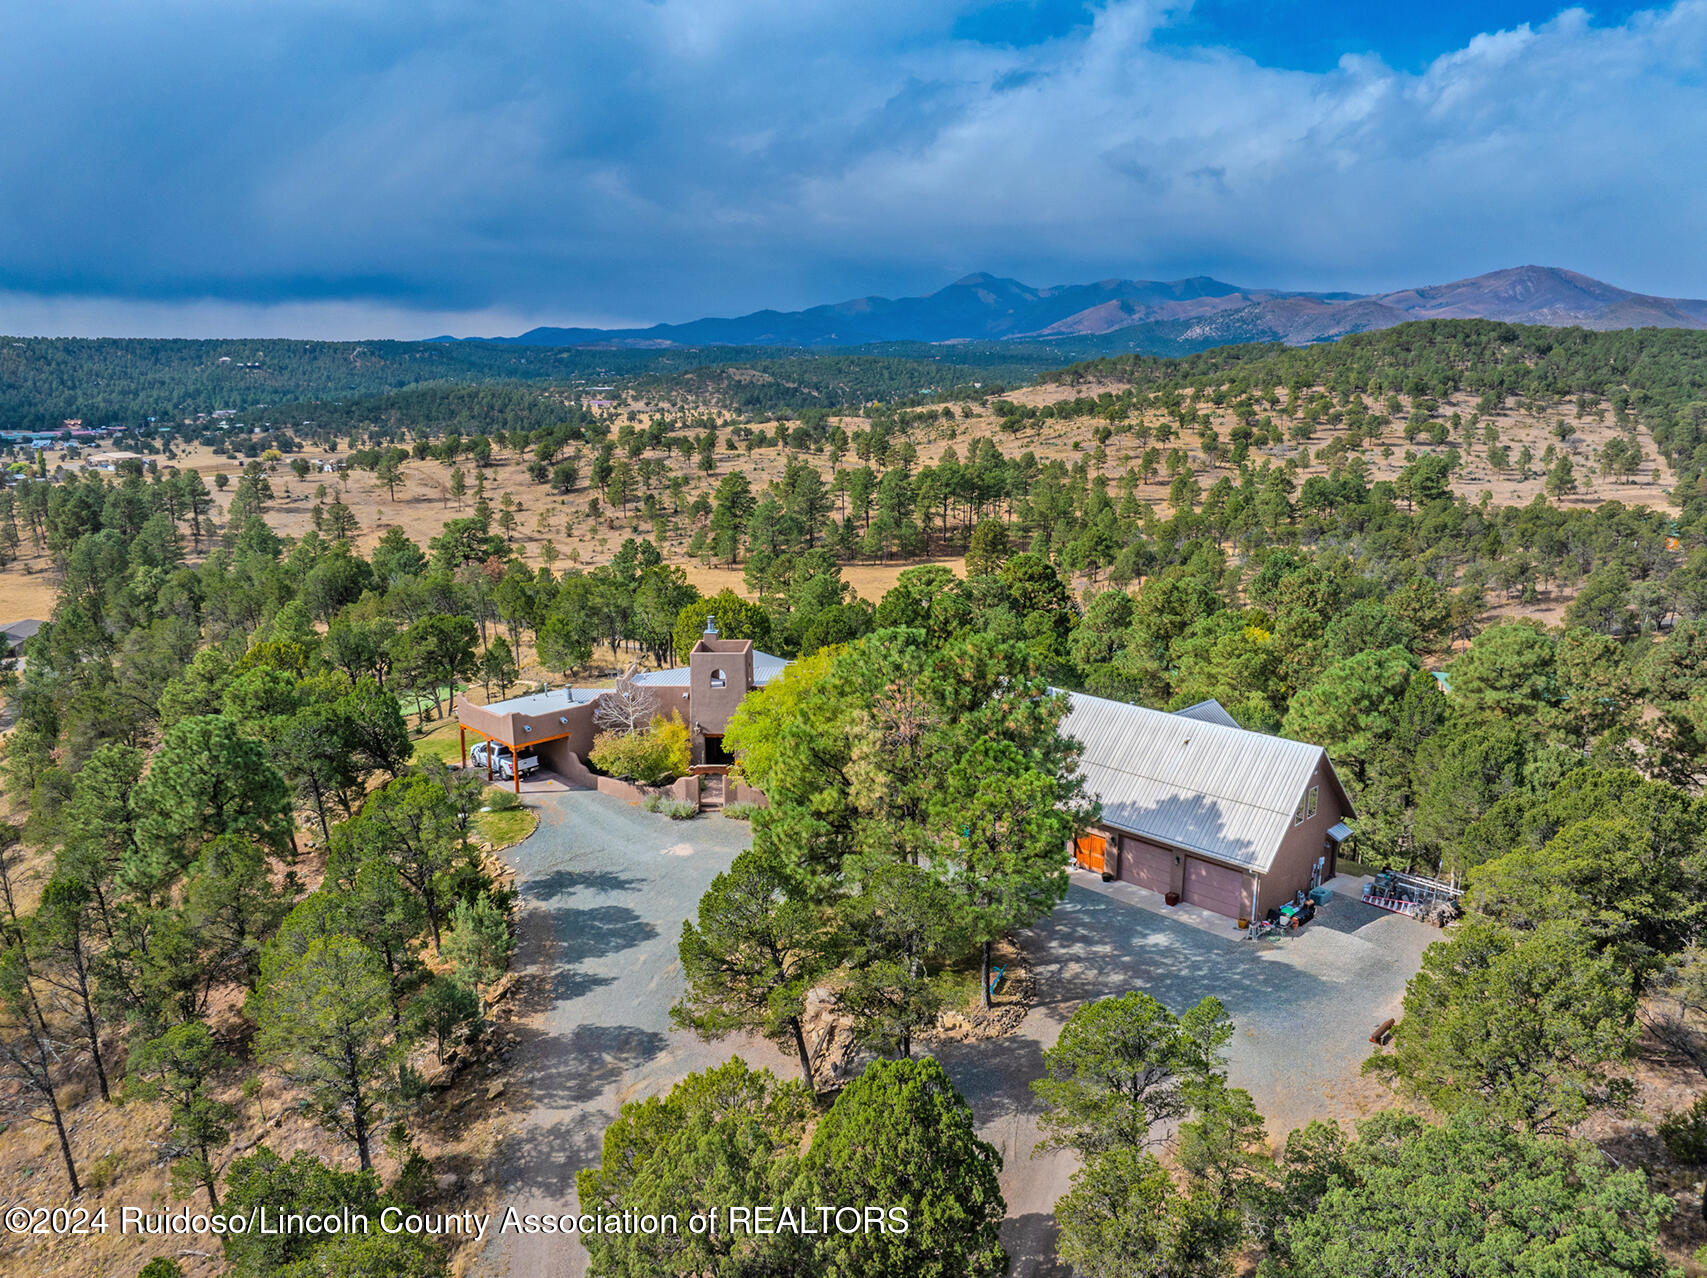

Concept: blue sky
[[0, 0, 1703, 338]]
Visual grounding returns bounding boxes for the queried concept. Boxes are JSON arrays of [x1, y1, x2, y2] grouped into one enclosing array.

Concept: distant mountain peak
[[451, 265, 1707, 350]]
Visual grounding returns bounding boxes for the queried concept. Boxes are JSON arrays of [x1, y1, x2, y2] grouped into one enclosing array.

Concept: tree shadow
[[550, 903, 660, 969], [1001, 1211, 1070, 1278], [524, 867, 645, 900], [1024, 881, 1342, 1026], [932, 1032, 1049, 1127], [524, 1023, 670, 1111], [499, 1023, 671, 1196]]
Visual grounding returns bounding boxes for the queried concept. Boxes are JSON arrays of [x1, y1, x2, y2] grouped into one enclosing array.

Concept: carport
[[455, 686, 603, 794]]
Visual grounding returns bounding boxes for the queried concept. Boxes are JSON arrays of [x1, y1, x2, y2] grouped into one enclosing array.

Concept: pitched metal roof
[[752, 651, 789, 685], [1172, 698, 1242, 729], [630, 667, 691, 688], [1060, 690, 1348, 874]]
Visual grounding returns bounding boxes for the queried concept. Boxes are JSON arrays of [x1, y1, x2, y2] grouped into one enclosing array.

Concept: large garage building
[[1063, 692, 1354, 921]]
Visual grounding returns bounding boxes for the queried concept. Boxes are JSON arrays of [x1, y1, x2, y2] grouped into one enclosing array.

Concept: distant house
[[2, 619, 43, 662], [88, 450, 145, 467], [1063, 693, 1355, 921]]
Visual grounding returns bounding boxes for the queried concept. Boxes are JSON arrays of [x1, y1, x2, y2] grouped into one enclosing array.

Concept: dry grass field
[[1, 379, 1673, 653]]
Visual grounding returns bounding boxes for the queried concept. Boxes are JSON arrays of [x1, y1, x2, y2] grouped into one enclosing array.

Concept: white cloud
[[1, 0, 1705, 334]]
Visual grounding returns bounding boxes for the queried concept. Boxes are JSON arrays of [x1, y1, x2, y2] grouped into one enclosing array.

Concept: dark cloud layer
[[2, 0, 1706, 337]]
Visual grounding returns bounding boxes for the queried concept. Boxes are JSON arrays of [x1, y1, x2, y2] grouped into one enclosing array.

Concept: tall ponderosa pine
[[253, 936, 404, 1171], [672, 848, 833, 1084], [126, 1022, 237, 1206]]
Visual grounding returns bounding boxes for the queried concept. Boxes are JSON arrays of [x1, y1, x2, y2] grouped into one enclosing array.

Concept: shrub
[[642, 794, 699, 820], [591, 730, 677, 784], [651, 712, 693, 778], [590, 711, 693, 784], [84, 1151, 121, 1192], [484, 788, 523, 812], [1660, 1096, 1707, 1165], [722, 801, 760, 821]]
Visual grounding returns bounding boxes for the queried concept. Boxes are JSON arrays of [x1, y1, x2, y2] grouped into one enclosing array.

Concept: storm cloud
[[2, 0, 1705, 336]]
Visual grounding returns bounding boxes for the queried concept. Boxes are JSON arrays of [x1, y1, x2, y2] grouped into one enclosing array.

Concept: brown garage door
[[1182, 858, 1245, 918], [1119, 840, 1171, 894]]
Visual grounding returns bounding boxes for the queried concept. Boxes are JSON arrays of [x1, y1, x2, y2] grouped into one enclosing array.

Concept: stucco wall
[[731, 783, 769, 808], [689, 638, 754, 736]]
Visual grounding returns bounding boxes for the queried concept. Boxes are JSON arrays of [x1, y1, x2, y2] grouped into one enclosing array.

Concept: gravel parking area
[[480, 792, 1435, 1278], [934, 869, 1437, 1276]]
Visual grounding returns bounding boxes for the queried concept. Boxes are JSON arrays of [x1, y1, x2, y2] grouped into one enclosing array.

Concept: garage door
[[1119, 840, 1171, 894], [1182, 858, 1245, 918]]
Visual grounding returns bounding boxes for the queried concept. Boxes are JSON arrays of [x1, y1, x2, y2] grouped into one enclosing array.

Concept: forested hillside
[[0, 336, 1066, 431], [3, 318, 1707, 1273]]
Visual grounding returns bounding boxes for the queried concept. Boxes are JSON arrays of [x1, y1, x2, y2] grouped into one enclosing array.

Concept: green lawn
[[476, 804, 539, 850], [398, 682, 469, 718], [412, 724, 465, 766]]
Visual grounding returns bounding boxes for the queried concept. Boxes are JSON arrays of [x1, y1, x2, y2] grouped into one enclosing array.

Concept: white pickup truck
[[468, 741, 541, 781]]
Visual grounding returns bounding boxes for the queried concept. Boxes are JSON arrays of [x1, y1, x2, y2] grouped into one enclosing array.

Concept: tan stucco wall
[[689, 638, 754, 736]]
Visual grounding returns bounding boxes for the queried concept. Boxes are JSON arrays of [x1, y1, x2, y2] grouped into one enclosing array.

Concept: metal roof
[[630, 650, 790, 689], [1172, 698, 1242, 729], [1060, 690, 1346, 874], [752, 651, 789, 685], [630, 667, 690, 688]]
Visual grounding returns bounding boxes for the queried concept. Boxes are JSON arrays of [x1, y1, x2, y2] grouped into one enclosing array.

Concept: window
[[1307, 785, 1319, 819], [1294, 795, 1306, 825], [709, 668, 727, 688]]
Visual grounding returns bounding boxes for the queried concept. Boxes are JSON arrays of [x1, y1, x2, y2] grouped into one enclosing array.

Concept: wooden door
[[1073, 833, 1107, 874]]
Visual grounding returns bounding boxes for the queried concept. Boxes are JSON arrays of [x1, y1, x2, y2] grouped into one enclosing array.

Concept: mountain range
[[446, 266, 1707, 352]]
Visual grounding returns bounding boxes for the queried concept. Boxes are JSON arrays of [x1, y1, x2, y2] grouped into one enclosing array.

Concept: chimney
[[704, 613, 718, 637]]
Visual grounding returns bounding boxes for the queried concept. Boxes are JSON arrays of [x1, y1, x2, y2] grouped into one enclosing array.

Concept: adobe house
[[1062, 692, 1355, 922], [453, 617, 788, 788], [453, 685, 604, 790]]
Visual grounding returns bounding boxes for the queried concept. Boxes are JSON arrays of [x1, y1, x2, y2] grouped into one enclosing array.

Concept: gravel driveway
[[484, 791, 789, 1278], [480, 795, 1433, 1278]]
